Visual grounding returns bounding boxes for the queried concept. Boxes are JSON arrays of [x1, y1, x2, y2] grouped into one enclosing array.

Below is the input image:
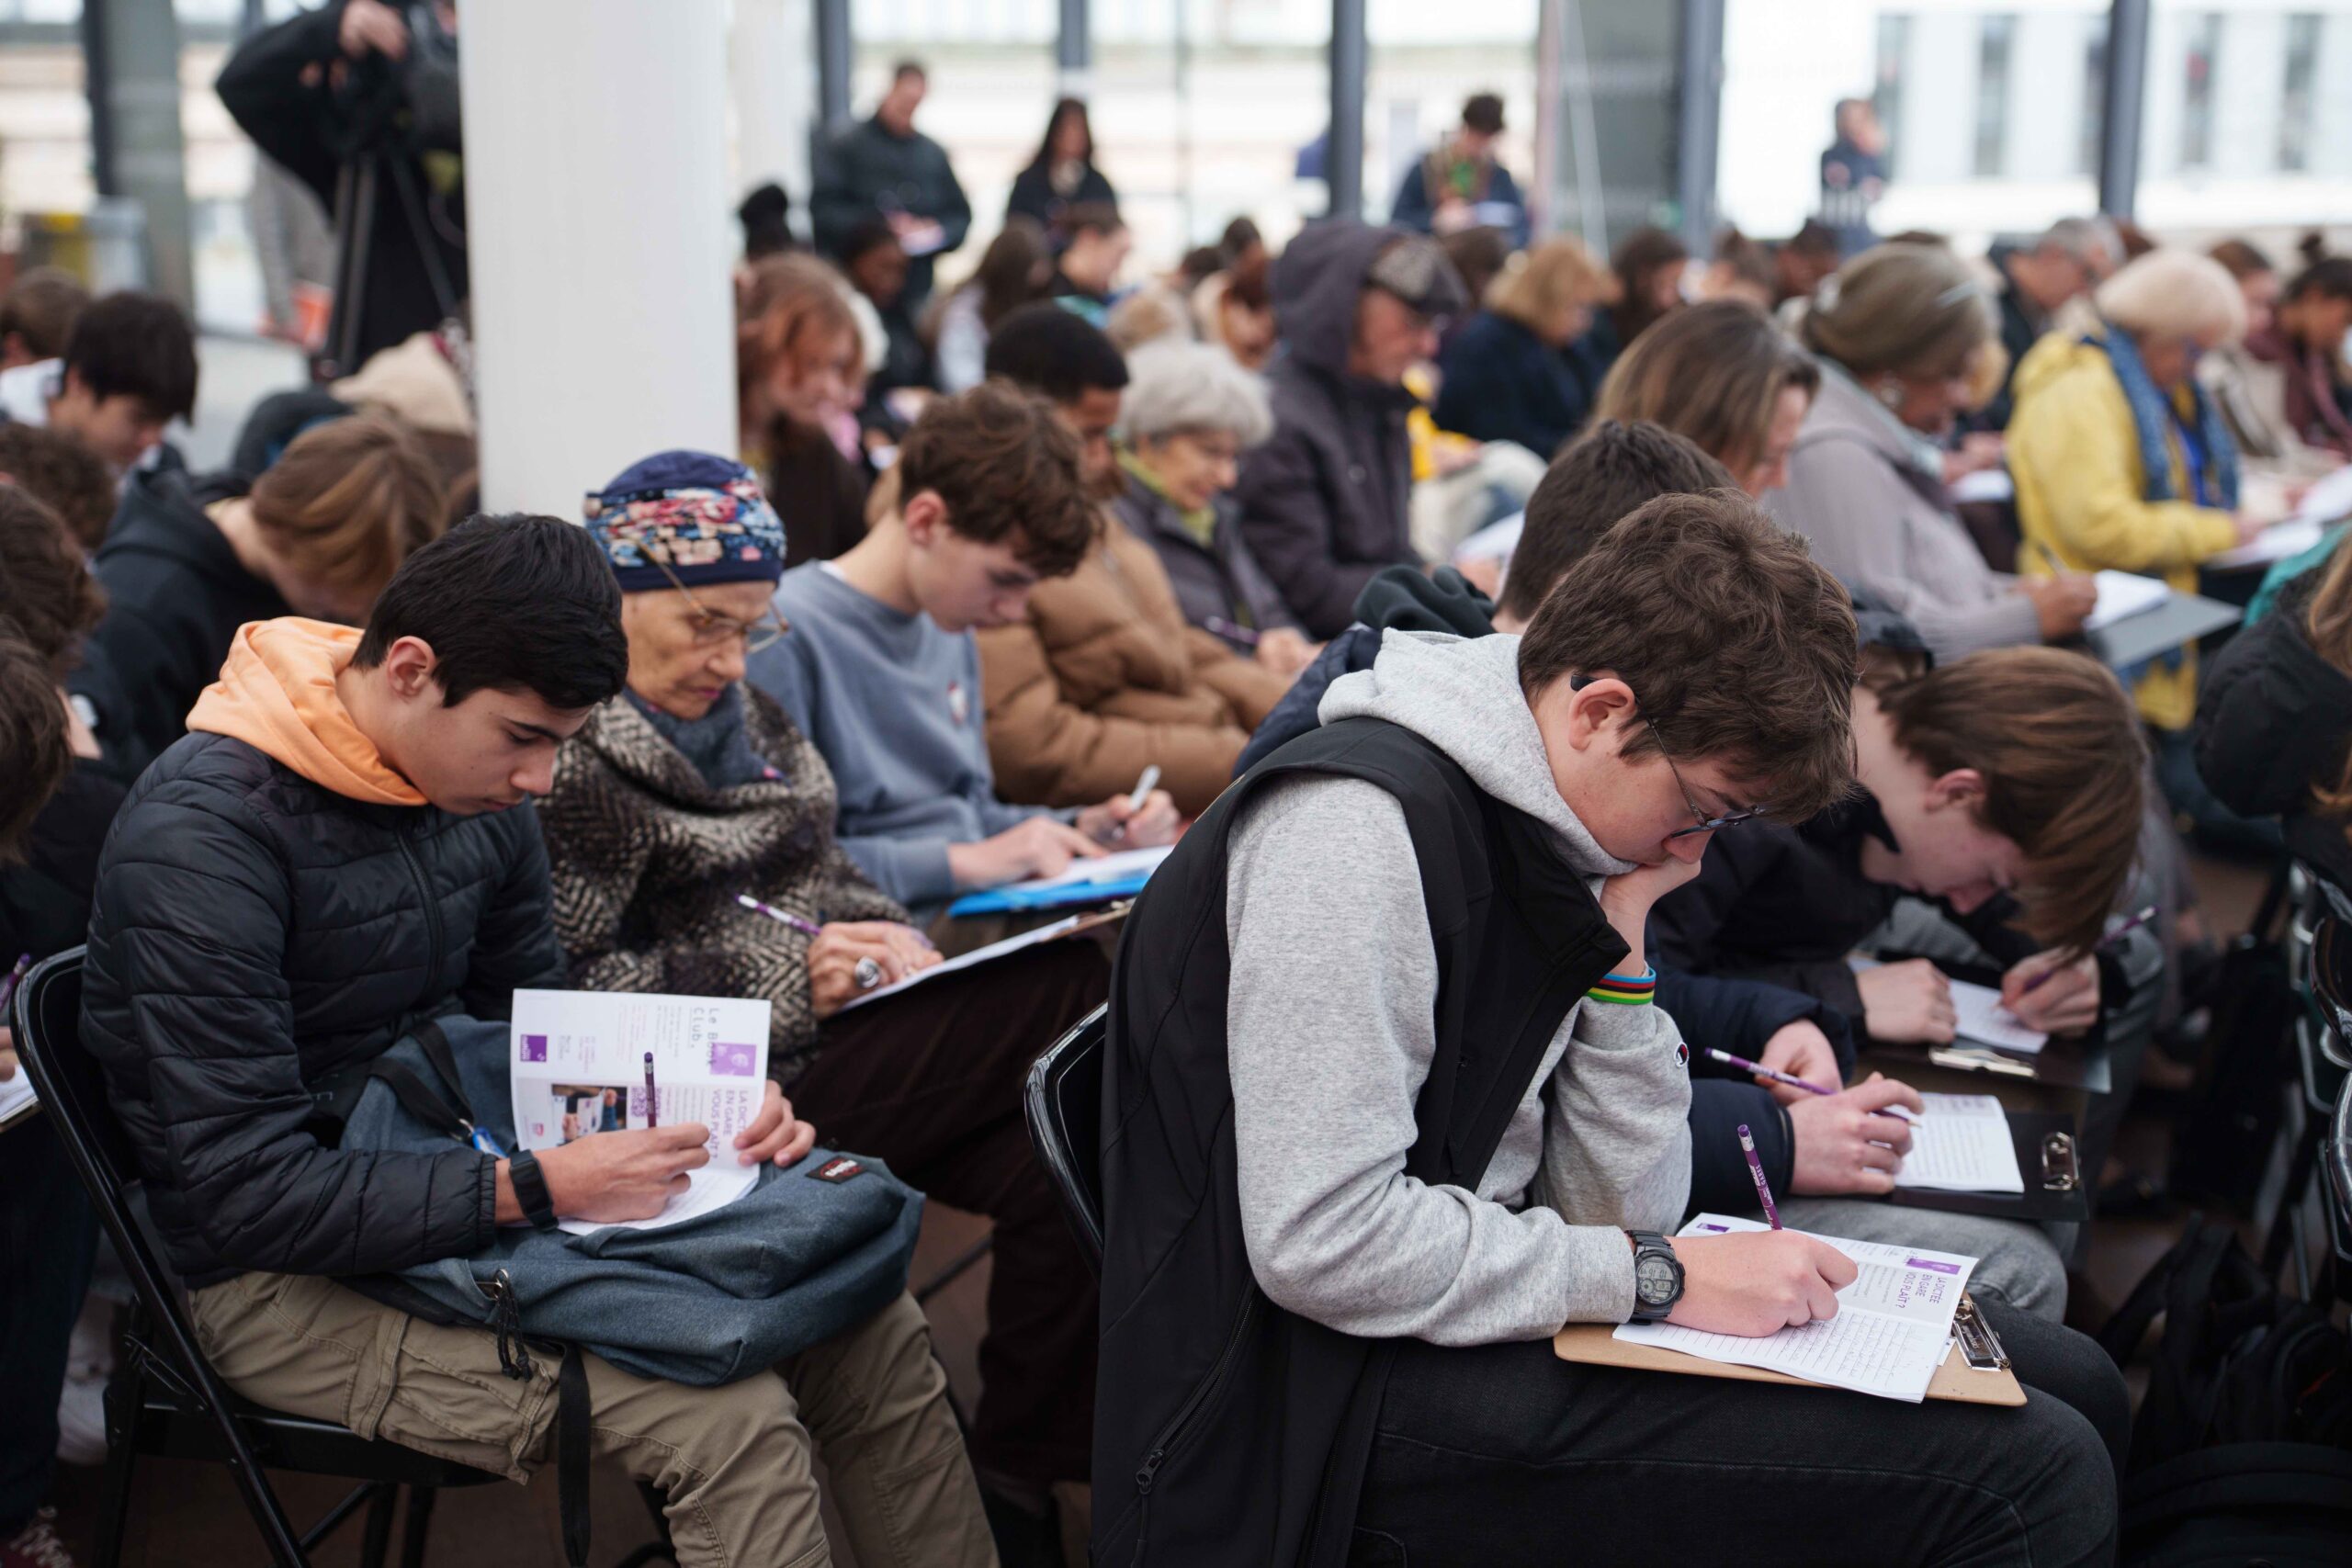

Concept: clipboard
[[1555, 1292, 2025, 1407], [1882, 1036, 2112, 1094], [1892, 1109, 2088, 1224], [2082, 590, 2239, 671]]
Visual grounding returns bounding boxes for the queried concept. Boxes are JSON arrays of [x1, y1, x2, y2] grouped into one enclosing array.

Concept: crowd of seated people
[[8, 60, 2352, 1568]]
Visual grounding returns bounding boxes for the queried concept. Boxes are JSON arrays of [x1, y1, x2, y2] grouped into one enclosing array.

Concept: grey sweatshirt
[[1224, 630, 1691, 1345], [1768, 363, 2043, 660], [749, 563, 1061, 908]]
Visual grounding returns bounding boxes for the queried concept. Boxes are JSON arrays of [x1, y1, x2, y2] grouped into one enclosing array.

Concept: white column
[[732, 0, 817, 228], [459, 0, 737, 517]]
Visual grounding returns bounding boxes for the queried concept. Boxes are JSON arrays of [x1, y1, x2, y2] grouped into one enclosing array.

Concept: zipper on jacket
[[397, 829, 445, 998], [1134, 1292, 1260, 1496]]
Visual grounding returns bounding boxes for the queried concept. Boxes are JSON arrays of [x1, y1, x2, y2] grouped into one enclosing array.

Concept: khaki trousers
[[187, 1272, 995, 1568]]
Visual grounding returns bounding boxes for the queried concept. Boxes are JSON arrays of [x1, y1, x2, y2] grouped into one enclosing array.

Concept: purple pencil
[[737, 893, 821, 938], [642, 1051, 658, 1130], [1737, 1123, 1782, 1230]]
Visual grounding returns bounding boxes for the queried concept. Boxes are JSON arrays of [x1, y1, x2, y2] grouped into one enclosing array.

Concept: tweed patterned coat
[[538, 685, 904, 1085]]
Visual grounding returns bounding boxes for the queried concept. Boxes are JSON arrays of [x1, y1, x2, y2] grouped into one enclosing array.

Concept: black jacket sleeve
[[1659, 969, 1860, 1081], [214, 1, 351, 203], [1234, 423, 1375, 639], [93, 782, 496, 1278], [1650, 834, 1871, 1036], [1685, 1081, 1794, 1219]]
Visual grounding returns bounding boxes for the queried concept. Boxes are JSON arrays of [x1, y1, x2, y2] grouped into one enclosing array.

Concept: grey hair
[[1118, 339, 1275, 447], [2039, 216, 2119, 267]]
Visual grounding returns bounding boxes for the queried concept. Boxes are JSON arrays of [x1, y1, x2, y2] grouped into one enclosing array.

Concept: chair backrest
[[1023, 1004, 1106, 1269], [2309, 915, 2352, 1072], [11, 950, 229, 1398], [2329, 1068, 2352, 1277]]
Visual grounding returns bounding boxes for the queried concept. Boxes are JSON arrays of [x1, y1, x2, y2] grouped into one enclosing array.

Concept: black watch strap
[[509, 1149, 560, 1231], [1625, 1228, 1684, 1323]]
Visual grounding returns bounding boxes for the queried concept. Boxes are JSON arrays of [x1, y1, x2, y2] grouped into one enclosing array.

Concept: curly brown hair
[[0, 422, 116, 551], [0, 485, 105, 678], [1518, 489, 1859, 824], [896, 380, 1100, 579], [0, 618, 70, 863]]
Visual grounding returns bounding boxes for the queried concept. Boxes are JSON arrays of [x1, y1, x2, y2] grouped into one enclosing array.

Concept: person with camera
[[218, 1, 468, 372]]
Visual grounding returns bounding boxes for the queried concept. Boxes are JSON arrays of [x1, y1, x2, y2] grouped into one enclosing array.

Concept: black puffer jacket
[[2196, 570, 2352, 891], [81, 468, 285, 768], [80, 731, 566, 1289], [1233, 221, 1431, 638]]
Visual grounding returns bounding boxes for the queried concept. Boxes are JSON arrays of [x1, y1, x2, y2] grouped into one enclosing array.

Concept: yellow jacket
[[2008, 329, 2240, 730]]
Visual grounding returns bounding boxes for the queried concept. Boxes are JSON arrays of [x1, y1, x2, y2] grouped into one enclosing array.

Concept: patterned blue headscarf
[[2089, 324, 2241, 511], [582, 451, 787, 591]]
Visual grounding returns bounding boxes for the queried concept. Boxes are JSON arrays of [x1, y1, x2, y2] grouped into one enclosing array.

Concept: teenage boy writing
[[1094, 493, 2127, 1565], [79, 515, 996, 1566], [750, 383, 1179, 911]]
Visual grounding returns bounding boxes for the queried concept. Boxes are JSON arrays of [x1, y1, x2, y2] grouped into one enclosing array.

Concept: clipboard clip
[[1928, 1044, 2037, 1078], [1952, 1294, 2011, 1371], [2040, 1131, 2078, 1191]]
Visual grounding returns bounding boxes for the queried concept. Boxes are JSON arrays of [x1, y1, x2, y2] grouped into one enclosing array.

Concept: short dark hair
[[1503, 421, 1738, 623], [355, 514, 628, 711], [0, 617, 68, 864], [899, 381, 1098, 578], [836, 215, 902, 268], [1462, 92, 1506, 136], [984, 302, 1130, 402], [891, 59, 926, 83], [0, 422, 117, 551], [0, 484, 105, 678], [0, 266, 89, 362], [1057, 201, 1125, 243], [62, 291, 198, 423], [1518, 490, 1857, 822]]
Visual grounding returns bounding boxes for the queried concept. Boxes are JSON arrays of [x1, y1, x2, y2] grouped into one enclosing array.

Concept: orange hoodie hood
[[187, 619, 427, 807]]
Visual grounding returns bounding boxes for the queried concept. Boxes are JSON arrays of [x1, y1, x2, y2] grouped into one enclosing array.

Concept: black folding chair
[[2327, 1069, 2352, 1304], [1022, 1005, 1107, 1271], [8, 949, 671, 1568]]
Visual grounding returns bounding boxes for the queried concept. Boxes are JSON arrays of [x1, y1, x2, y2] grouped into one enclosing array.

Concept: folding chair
[[8, 949, 673, 1568], [1022, 1004, 1107, 1271]]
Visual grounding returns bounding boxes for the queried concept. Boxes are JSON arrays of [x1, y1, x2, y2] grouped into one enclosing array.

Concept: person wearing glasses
[[535, 449, 1113, 1558], [1770, 243, 2101, 660], [1092, 492, 2129, 1566]]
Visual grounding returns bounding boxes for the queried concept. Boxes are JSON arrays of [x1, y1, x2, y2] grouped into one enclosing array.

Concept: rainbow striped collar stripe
[[1587, 969, 1657, 1007]]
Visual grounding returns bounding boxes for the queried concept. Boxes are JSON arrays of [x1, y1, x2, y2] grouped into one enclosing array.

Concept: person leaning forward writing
[[77, 515, 996, 1566], [1093, 491, 2128, 1566]]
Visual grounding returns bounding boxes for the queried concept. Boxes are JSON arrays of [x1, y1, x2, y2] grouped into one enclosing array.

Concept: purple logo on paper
[[710, 1042, 758, 1077], [520, 1034, 548, 1064], [1907, 1258, 1962, 1274]]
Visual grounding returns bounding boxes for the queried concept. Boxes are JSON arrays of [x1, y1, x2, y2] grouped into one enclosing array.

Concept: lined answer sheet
[[1614, 1214, 1977, 1402], [1949, 978, 2048, 1055], [1894, 1094, 2025, 1194]]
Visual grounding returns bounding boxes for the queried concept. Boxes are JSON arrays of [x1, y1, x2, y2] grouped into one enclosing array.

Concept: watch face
[[1635, 1252, 1677, 1304]]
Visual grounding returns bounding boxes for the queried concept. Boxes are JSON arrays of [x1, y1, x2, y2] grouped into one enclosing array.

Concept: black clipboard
[[1891, 1109, 2087, 1223], [2084, 591, 2240, 671]]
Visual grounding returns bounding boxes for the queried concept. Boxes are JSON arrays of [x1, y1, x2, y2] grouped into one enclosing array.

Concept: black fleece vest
[[1093, 716, 1628, 1566]]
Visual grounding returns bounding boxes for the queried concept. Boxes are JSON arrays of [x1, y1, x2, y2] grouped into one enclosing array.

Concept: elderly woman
[[536, 452, 1107, 1543], [2008, 249, 2267, 736], [1590, 297, 1820, 498], [1112, 340, 1314, 678], [1770, 243, 2098, 659], [1432, 236, 1619, 458]]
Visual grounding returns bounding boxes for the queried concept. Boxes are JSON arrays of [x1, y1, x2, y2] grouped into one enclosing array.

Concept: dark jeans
[[1350, 1299, 2127, 1568], [791, 938, 1107, 1490], [0, 1117, 99, 1533]]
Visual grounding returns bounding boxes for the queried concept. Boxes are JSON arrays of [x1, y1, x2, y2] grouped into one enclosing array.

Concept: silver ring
[[854, 956, 884, 991]]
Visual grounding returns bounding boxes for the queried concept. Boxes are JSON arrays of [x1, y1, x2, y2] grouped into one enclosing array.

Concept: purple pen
[[0, 952, 30, 1018], [1704, 1045, 1916, 1122], [2017, 904, 2158, 995], [1737, 1124, 1782, 1230], [642, 1051, 658, 1130], [1205, 615, 1261, 648], [737, 893, 821, 939]]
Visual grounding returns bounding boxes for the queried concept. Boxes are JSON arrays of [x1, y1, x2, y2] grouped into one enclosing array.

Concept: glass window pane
[[1973, 14, 2015, 178], [2177, 10, 2218, 169], [2278, 13, 2321, 172]]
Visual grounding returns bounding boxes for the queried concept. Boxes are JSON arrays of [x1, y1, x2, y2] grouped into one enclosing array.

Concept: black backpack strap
[[557, 1345, 592, 1567]]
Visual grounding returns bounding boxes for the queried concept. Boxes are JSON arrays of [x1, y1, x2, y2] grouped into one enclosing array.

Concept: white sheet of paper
[[2206, 517, 2322, 571], [1895, 1093, 2025, 1194], [0, 1067, 37, 1127], [1949, 468, 2014, 504], [1453, 511, 1524, 563], [2082, 570, 2172, 631], [510, 990, 772, 1168], [1011, 843, 1175, 893], [839, 911, 1096, 1012], [558, 1160, 761, 1236], [2294, 464, 2352, 528], [1948, 977, 2048, 1055], [1614, 1214, 1978, 1402]]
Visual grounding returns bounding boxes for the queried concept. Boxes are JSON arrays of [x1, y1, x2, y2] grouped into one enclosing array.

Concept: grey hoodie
[[1224, 630, 1691, 1344]]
